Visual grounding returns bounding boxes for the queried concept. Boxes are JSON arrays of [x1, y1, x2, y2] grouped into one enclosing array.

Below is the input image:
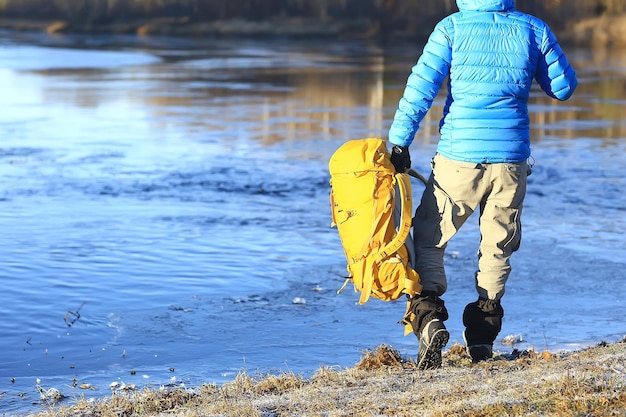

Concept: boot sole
[[417, 328, 450, 370]]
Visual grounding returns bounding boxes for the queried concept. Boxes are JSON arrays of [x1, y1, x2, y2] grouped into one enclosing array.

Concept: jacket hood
[[456, 0, 515, 12]]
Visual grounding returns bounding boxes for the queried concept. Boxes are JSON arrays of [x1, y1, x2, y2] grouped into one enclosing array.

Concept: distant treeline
[[1, 0, 626, 37]]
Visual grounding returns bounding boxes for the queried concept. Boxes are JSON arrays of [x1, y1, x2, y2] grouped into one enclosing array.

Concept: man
[[388, 0, 577, 369]]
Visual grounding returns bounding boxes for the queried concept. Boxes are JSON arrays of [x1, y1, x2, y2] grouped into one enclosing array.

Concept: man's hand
[[390, 145, 411, 173]]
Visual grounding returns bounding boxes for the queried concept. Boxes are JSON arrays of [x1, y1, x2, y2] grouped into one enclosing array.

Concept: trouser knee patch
[[463, 298, 504, 346]]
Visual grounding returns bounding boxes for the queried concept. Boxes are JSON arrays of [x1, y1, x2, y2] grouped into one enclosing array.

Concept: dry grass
[[27, 340, 626, 417]]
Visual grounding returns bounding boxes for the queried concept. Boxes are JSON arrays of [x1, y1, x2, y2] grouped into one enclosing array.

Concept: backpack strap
[[374, 172, 412, 263], [356, 173, 413, 304]]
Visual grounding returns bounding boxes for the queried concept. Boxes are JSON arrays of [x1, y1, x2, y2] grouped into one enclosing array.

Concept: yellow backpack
[[329, 138, 423, 331]]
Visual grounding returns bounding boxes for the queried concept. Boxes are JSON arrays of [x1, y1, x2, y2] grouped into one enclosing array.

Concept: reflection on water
[[0, 33, 624, 415], [12, 40, 626, 148], [3, 37, 623, 157]]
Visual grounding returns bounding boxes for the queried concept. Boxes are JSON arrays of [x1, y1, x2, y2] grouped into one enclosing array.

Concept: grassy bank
[[28, 340, 625, 417]]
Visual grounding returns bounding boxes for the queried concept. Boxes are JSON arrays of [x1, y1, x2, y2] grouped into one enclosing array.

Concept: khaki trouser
[[413, 153, 528, 300]]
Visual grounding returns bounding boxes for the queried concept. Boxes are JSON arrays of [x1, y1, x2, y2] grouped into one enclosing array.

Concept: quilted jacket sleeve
[[534, 25, 577, 101], [388, 20, 452, 147]]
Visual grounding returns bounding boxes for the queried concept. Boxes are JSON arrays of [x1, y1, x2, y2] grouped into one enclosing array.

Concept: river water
[[0, 31, 624, 415]]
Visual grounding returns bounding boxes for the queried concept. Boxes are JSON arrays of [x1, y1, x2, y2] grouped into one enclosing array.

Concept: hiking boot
[[406, 292, 449, 337], [463, 331, 493, 362], [462, 298, 503, 363], [417, 319, 449, 370], [467, 344, 493, 362]]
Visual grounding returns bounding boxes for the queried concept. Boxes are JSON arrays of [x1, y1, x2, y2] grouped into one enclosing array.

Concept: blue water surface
[[0, 33, 624, 415]]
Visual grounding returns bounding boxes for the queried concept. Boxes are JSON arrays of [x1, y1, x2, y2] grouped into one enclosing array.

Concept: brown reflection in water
[[529, 47, 626, 143], [134, 60, 393, 145], [34, 47, 626, 146], [36, 68, 119, 109]]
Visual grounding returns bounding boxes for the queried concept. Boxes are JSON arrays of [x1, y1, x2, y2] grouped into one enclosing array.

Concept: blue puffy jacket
[[388, 0, 578, 163]]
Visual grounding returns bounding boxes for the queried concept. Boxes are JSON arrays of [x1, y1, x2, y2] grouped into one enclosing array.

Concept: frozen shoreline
[[23, 340, 626, 417]]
